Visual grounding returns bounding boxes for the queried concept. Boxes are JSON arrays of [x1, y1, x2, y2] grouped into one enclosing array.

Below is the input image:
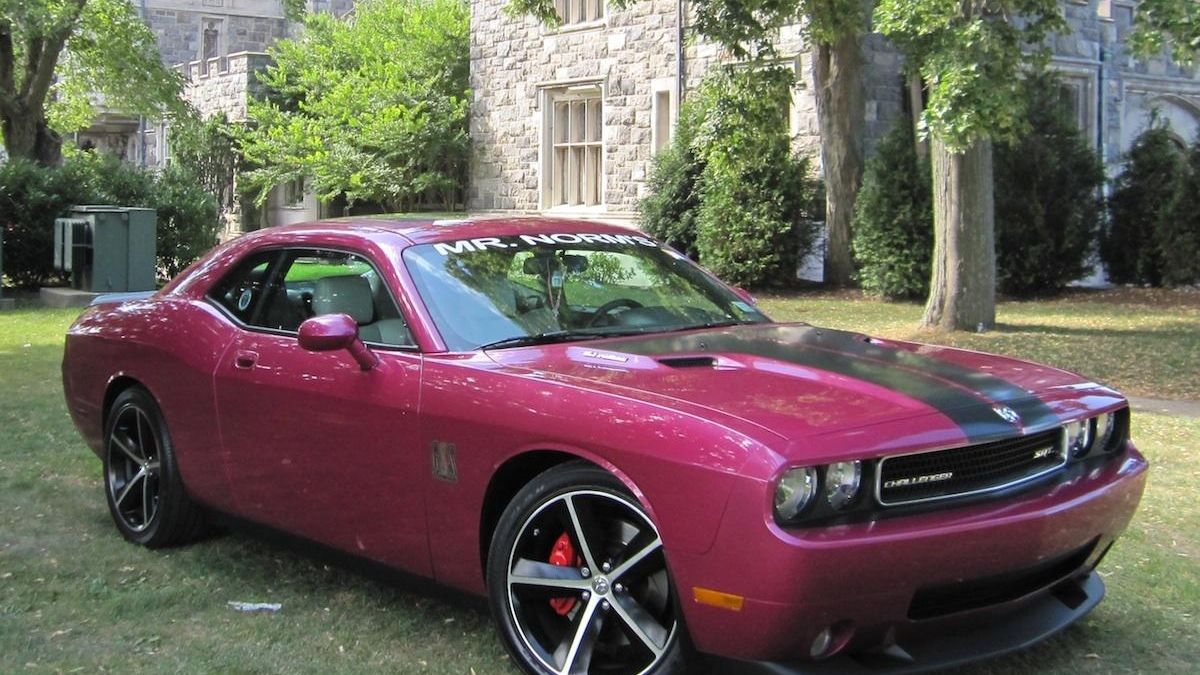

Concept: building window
[[200, 18, 223, 74], [652, 88, 674, 154], [545, 87, 603, 208], [202, 19, 222, 60], [555, 0, 603, 25], [283, 177, 306, 207], [1055, 73, 1095, 142]]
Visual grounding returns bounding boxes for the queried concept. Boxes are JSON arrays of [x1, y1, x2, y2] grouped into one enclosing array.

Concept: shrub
[[1102, 125, 1186, 286], [852, 119, 932, 300], [639, 67, 819, 288], [993, 74, 1105, 297], [853, 74, 1105, 300], [1159, 139, 1200, 286], [0, 159, 85, 287], [0, 153, 218, 288], [153, 165, 220, 279], [639, 101, 704, 258]]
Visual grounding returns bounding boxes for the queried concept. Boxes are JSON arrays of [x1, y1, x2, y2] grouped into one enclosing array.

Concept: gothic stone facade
[[469, 0, 1200, 225]]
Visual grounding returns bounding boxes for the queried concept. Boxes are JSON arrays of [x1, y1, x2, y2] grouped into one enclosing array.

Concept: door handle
[[234, 350, 259, 370]]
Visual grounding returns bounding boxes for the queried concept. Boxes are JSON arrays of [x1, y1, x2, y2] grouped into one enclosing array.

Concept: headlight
[[774, 466, 818, 520], [1094, 412, 1115, 450], [1066, 418, 1094, 457], [824, 461, 862, 510]]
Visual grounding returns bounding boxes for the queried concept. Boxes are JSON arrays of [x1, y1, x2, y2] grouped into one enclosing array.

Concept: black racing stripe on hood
[[610, 324, 1060, 443]]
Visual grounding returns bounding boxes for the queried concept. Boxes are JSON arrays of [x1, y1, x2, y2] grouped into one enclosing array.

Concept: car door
[[210, 247, 429, 575]]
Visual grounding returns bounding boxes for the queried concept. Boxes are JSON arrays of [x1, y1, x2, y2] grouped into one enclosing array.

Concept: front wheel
[[487, 463, 687, 675]]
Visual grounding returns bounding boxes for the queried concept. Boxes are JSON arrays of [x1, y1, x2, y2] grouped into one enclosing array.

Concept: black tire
[[102, 387, 205, 548], [487, 462, 690, 675]]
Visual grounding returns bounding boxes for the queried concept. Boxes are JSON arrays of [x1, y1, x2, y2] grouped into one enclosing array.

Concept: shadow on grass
[[991, 323, 1200, 340]]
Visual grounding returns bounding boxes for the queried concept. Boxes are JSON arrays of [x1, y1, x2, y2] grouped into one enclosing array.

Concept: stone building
[[468, 0, 1200, 238], [76, 0, 354, 233]]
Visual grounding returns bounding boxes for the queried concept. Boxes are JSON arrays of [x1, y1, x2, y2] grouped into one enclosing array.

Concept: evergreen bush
[[1159, 139, 1200, 286], [993, 74, 1105, 297], [1102, 124, 1185, 286], [639, 67, 819, 288], [852, 119, 932, 300], [639, 101, 703, 258]]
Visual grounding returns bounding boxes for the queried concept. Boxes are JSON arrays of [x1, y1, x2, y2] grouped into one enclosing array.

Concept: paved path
[[1128, 396, 1200, 419]]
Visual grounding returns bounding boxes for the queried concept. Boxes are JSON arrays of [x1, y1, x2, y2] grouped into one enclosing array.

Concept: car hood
[[484, 323, 1095, 446]]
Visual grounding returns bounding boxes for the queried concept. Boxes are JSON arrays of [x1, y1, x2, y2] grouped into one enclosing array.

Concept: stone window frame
[[539, 81, 605, 212], [550, 0, 605, 31], [282, 177, 307, 208], [1050, 63, 1098, 146], [199, 16, 226, 71], [651, 77, 678, 155]]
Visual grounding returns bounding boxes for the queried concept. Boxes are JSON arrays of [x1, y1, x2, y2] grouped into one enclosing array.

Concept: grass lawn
[[2, 291, 1197, 673]]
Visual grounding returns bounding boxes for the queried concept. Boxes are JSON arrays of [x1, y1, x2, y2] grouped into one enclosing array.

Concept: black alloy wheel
[[103, 387, 205, 548]]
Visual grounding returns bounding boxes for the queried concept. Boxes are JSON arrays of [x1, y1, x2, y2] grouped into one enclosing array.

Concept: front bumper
[[669, 444, 1148, 667], [713, 572, 1103, 674]]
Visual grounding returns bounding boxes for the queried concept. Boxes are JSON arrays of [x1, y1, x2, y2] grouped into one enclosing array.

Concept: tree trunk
[[2, 106, 63, 165], [812, 32, 865, 287], [922, 137, 996, 331], [906, 72, 927, 163]]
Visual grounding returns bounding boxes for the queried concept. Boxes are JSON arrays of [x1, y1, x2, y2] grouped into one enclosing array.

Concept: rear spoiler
[[90, 290, 156, 306]]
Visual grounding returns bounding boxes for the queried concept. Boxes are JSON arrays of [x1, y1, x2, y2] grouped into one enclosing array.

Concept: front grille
[[908, 539, 1097, 620], [877, 428, 1065, 506]]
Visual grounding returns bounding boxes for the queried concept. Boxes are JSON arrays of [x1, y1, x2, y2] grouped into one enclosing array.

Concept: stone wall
[[469, 0, 681, 217], [142, 0, 292, 68], [178, 52, 274, 121], [469, 3, 907, 219], [470, 1, 1200, 224]]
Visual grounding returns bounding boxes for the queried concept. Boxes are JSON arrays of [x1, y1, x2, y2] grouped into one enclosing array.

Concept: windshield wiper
[[663, 319, 756, 333], [478, 328, 650, 351]]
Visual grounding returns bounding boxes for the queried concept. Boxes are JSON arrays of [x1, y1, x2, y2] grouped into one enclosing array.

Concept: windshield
[[402, 232, 770, 351]]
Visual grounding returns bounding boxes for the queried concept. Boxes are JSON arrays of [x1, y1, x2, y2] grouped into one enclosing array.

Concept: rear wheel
[[103, 387, 205, 548], [487, 463, 687, 675]]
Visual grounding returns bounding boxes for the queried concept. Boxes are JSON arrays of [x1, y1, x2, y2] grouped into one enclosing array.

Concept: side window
[[264, 249, 414, 347], [210, 250, 280, 324]]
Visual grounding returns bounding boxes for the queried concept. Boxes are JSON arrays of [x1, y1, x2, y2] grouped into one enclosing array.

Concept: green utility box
[[53, 206, 157, 292]]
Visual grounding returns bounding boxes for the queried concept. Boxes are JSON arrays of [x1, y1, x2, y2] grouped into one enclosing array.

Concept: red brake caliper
[[548, 532, 581, 616]]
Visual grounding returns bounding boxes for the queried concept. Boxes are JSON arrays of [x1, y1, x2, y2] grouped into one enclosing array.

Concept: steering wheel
[[587, 298, 644, 327]]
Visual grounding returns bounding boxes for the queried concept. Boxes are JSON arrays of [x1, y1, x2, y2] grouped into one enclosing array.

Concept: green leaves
[[875, 0, 1065, 151], [2, 0, 185, 133], [238, 0, 469, 212], [641, 66, 820, 288], [1129, 0, 1200, 64]]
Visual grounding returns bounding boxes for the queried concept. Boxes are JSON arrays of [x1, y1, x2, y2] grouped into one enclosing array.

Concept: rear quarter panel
[[64, 297, 237, 512]]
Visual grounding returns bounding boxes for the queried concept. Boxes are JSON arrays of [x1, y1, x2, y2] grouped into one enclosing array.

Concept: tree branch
[[0, 19, 13, 94], [22, 0, 89, 108], [20, 37, 44, 99]]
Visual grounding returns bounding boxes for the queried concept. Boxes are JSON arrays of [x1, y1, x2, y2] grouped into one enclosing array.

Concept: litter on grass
[[228, 601, 282, 613]]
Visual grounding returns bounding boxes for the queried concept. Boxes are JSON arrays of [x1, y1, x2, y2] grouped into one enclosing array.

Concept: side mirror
[[732, 286, 757, 306], [298, 313, 378, 371]]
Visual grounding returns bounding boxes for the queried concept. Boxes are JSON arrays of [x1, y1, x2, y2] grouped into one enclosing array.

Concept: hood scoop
[[657, 355, 719, 369]]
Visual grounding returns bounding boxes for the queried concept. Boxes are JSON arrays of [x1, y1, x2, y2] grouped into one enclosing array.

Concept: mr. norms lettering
[[432, 233, 658, 256], [883, 472, 955, 489]]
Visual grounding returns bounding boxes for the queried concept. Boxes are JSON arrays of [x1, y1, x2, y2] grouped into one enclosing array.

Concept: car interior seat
[[311, 275, 412, 346]]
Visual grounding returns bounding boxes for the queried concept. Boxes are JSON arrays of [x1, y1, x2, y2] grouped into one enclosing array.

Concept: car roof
[[246, 215, 646, 247]]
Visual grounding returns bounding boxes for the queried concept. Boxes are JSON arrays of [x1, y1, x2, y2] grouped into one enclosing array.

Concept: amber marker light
[[693, 587, 745, 611]]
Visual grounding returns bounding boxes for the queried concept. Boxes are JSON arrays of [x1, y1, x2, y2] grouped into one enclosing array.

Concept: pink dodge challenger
[[63, 217, 1147, 674]]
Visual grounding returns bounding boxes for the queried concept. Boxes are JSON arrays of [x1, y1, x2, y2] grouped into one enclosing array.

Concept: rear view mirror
[[299, 314, 378, 370], [523, 254, 589, 275]]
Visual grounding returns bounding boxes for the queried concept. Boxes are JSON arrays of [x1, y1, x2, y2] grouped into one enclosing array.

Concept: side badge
[[432, 441, 458, 483]]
